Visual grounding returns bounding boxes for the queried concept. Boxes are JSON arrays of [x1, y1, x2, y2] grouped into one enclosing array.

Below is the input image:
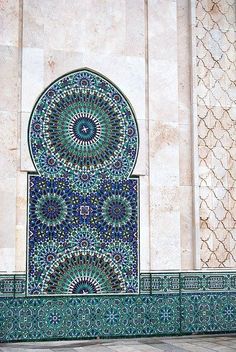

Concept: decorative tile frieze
[[140, 273, 179, 294], [1, 272, 236, 342], [0, 275, 25, 297], [140, 272, 236, 294], [181, 272, 236, 293]]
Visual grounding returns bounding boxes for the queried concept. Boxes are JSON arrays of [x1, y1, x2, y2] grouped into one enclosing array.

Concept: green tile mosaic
[[181, 293, 236, 333], [0, 294, 180, 342], [140, 272, 236, 294], [1, 272, 236, 342], [0, 275, 26, 298], [180, 272, 236, 292], [140, 273, 179, 294]]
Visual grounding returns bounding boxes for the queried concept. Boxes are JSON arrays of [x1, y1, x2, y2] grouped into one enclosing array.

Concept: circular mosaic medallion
[[102, 195, 132, 227], [29, 69, 139, 181], [35, 194, 67, 227], [43, 251, 125, 294]]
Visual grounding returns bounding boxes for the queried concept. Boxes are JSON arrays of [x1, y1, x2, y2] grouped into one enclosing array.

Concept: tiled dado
[[182, 293, 236, 334], [1, 272, 236, 342], [0, 295, 181, 341]]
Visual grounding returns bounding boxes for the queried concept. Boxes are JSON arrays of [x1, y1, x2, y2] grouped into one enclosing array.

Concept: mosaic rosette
[[42, 250, 126, 294], [90, 179, 138, 241], [29, 69, 138, 181], [29, 176, 74, 240]]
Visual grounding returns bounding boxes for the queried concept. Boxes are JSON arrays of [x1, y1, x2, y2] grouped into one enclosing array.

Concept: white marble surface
[[0, 45, 19, 112], [0, 0, 19, 46], [21, 47, 44, 112], [0, 1, 20, 273], [148, 1, 181, 270], [0, 247, 15, 272], [20, 112, 35, 171]]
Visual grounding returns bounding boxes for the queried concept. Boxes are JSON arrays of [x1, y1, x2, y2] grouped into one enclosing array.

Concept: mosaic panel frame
[[27, 69, 140, 296]]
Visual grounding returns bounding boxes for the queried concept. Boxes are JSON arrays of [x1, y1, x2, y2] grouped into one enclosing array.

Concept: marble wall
[[0, 0, 20, 271], [1, 0, 233, 273]]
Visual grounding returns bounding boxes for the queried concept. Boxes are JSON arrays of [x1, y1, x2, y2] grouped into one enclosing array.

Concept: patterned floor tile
[[216, 340, 236, 346], [143, 344, 187, 352], [1, 336, 236, 352], [193, 341, 228, 350], [125, 344, 163, 351], [0, 349, 53, 352]]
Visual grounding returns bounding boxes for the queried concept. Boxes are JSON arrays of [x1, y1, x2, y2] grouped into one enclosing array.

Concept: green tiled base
[[1, 272, 236, 342], [181, 293, 236, 333], [0, 295, 180, 342]]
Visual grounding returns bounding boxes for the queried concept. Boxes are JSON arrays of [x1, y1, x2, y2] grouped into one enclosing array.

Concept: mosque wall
[[0, 0, 235, 274]]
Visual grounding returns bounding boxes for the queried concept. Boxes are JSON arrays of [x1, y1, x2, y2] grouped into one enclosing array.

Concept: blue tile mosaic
[[28, 176, 138, 295], [27, 69, 139, 295]]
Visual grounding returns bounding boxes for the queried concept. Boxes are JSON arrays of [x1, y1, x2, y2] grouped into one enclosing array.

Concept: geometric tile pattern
[[181, 293, 236, 333], [0, 275, 26, 297], [3, 272, 236, 297], [140, 272, 236, 293], [0, 295, 180, 342], [181, 272, 236, 293], [29, 69, 138, 180], [1, 272, 236, 342], [140, 273, 179, 294], [28, 176, 138, 295], [196, 0, 236, 267], [27, 69, 139, 295]]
